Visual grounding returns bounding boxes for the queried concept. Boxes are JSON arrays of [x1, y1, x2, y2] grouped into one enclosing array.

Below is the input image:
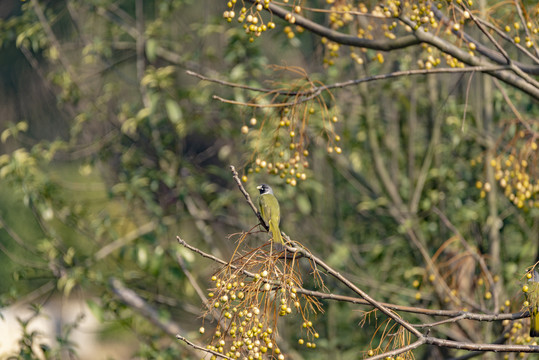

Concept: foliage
[[0, 0, 538, 359]]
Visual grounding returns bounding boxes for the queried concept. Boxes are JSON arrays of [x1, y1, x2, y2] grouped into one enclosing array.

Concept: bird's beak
[[256, 185, 262, 190]]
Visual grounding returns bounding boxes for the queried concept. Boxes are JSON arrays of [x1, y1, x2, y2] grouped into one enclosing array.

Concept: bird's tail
[[269, 220, 284, 244], [531, 309, 539, 337]]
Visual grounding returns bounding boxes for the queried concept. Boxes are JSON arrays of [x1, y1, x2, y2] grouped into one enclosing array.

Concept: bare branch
[[176, 334, 234, 360], [187, 70, 278, 94], [425, 336, 539, 353], [367, 339, 427, 360], [513, 0, 539, 58], [247, 0, 420, 51], [177, 235, 527, 321], [244, 0, 539, 98], [110, 277, 187, 339], [230, 165, 268, 231], [397, 16, 539, 99]]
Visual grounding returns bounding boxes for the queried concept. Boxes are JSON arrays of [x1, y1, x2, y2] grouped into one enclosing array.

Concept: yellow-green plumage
[[257, 184, 284, 244], [529, 271, 539, 337], [531, 307, 539, 337]]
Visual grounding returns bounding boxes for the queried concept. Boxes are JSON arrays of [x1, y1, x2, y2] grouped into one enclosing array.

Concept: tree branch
[[248, 0, 420, 51], [176, 334, 233, 360]]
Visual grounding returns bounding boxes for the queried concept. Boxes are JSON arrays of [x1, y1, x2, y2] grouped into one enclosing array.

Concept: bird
[[528, 271, 539, 337], [256, 184, 284, 244]]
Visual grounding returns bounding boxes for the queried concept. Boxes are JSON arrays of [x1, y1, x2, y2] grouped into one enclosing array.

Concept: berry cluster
[[200, 244, 321, 359], [241, 104, 342, 186], [490, 140, 539, 209]]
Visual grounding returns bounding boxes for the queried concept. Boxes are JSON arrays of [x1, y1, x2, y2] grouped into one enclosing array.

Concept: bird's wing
[[259, 195, 270, 222]]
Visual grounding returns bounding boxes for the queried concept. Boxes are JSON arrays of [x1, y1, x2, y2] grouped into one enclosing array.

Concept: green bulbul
[[257, 184, 284, 244], [528, 271, 539, 337]]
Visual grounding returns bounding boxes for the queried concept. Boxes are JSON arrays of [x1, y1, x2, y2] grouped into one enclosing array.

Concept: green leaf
[[137, 246, 148, 268], [146, 38, 157, 63], [1, 128, 10, 143], [16, 121, 28, 132], [15, 31, 26, 48], [165, 99, 183, 124], [136, 107, 151, 120], [86, 299, 104, 322]]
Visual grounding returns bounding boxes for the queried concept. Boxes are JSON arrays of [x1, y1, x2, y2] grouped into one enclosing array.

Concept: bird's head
[[257, 184, 273, 195]]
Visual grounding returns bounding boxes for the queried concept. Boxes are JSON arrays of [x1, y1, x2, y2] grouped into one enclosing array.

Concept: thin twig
[[175, 252, 210, 306], [461, 70, 475, 131], [187, 70, 278, 94], [513, 0, 539, 58], [194, 66, 512, 109], [230, 165, 267, 230], [367, 339, 427, 360], [176, 334, 234, 360], [213, 92, 320, 108], [414, 314, 468, 328], [493, 79, 536, 135]]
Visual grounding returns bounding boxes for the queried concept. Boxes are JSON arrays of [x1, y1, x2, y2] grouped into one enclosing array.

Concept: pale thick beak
[[256, 185, 262, 190]]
